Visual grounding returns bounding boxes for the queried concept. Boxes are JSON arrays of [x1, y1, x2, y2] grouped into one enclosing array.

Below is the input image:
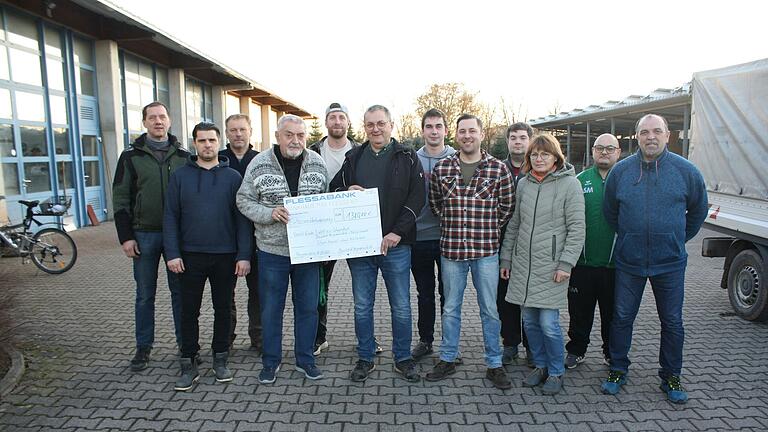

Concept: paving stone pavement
[[0, 222, 767, 431]]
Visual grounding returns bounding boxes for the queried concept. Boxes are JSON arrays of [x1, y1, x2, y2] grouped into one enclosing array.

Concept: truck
[[689, 58, 768, 321]]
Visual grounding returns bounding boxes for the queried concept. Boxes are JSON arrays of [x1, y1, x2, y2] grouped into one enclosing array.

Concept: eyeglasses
[[365, 121, 390, 130], [530, 152, 553, 161], [593, 146, 619, 154]]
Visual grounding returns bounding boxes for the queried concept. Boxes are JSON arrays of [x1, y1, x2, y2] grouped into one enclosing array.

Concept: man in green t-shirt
[[564, 133, 621, 369]]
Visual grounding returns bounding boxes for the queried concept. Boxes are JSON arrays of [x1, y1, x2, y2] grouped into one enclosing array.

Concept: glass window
[[20, 126, 46, 157], [6, 12, 39, 51], [123, 56, 138, 81], [1, 163, 20, 196], [127, 109, 142, 132], [23, 162, 50, 193], [140, 82, 154, 106], [53, 128, 68, 155], [156, 68, 168, 89], [0, 124, 14, 157], [0, 47, 9, 81], [44, 27, 62, 58], [50, 95, 67, 125], [0, 88, 11, 119], [73, 37, 93, 66], [83, 161, 100, 187], [158, 89, 169, 107], [15, 92, 45, 122], [46, 58, 65, 91], [81, 135, 98, 156], [56, 160, 73, 190], [9, 48, 42, 86], [78, 69, 94, 96], [125, 77, 140, 106]]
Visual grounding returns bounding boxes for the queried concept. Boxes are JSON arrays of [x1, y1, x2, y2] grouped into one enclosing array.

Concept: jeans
[[609, 268, 685, 377], [410, 240, 444, 344], [347, 245, 412, 362], [258, 251, 319, 368], [497, 276, 528, 349], [440, 254, 502, 368], [566, 265, 615, 357], [522, 307, 565, 377], [231, 244, 261, 346], [133, 230, 182, 349], [180, 253, 235, 357], [316, 260, 337, 345]]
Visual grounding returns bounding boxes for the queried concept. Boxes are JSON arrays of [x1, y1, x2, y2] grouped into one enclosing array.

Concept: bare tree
[[415, 83, 482, 142], [395, 112, 420, 144]]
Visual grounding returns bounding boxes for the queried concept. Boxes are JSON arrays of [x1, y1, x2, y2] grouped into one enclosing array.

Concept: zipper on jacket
[[523, 183, 542, 304], [551, 234, 556, 261]]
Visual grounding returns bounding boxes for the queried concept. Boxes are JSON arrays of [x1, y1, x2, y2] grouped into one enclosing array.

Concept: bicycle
[[0, 195, 78, 274]]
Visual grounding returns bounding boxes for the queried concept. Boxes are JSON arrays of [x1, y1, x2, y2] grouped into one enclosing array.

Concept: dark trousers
[[180, 252, 235, 358], [315, 260, 337, 344], [566, 265, 615, 357], [411, 240, 444, 344], [231, 245, 261, 346], [497, 276, 528, 349]]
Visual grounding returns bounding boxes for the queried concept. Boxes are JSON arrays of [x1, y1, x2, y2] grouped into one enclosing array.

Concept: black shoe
[[394, 359, 420, 382], [425, 360, 456, 382], [130, 346, 151, 372], [486, 367, 512, 390], [411, 341, 433, 360], [350, 359, 376, 382]]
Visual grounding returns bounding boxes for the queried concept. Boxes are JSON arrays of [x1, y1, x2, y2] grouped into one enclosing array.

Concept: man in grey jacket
[[411, 108, 455, 360], [236, 115, 329, 385]]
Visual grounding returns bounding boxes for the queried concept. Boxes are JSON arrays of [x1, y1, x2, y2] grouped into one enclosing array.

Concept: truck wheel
[[727, 249, 768, 322]]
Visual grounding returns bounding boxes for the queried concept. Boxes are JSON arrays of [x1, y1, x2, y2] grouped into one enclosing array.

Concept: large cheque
[[283, 188, 383, 264]]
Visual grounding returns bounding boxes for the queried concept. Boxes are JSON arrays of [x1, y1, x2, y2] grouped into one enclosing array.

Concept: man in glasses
[[330, 105, 425, 383], [564, 133, 621, 370], [601, 114, 707, 403]]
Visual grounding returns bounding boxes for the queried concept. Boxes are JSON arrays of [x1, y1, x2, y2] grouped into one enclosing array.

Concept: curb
[[0, 343, 25, 399]]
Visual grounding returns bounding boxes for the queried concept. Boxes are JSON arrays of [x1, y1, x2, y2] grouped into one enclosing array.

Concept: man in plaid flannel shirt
[[425, 114, 515, 389]]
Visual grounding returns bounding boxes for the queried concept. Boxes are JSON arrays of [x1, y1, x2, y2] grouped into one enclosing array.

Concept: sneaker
[[660, 375, 688, 404], [394, 359, 420, 382], [174, 357, 199, 391], [523, 367, 548, 387], [502, 346, 519, 365], [486, 367, 512, 390], [212, 352, 233, 383], [564, 353, 585, 369], [425, 360, 456, 381], [411, 341, 433, 360], [601, 370, 627, 395], [313, 340, 329, 356], [258, 364, 280, 384], [350, 359, 375, 382], [455, 353, 464, 365], [130, 346, 151, 372], [541, 375, 563, 395], [296, 363, 324, 380], [375, 338, 384, 355]]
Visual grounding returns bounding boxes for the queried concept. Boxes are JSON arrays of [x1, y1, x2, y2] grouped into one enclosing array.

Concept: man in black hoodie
[[219, 114, 261, 351], [164, 122, 252, 391]]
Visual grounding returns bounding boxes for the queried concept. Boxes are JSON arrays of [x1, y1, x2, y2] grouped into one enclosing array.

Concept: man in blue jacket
[[164, 122, 252, 391], [600, 114, 708, 404]]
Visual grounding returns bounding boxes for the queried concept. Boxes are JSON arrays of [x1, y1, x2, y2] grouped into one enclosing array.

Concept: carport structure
[[530, 85, 692, 172]]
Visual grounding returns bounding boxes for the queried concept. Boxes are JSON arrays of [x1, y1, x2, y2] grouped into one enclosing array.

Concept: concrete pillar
[[94, 40, 124, 219], [212, 85, 225, 131], [566, 124, 572, 163], [585, 121, 591, 167], [682, 104, 691, 158], [168, 68, 188, 148], [260, 104, 272, 151], [239, 96, 252, 118], [276, 111, 285, 120], [610, 118, 616, 135]]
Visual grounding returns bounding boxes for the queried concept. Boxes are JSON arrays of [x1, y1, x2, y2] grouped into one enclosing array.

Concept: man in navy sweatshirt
[[164, 122, 252, 391], [600, 114, 707, 404]]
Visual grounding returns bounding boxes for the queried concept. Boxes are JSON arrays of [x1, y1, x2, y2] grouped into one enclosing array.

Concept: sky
[[111, 0, 768, 126]]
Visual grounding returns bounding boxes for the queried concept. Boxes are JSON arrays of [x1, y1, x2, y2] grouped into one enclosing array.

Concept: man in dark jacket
[[112, 101, 189, 372], [165, 122, 252, 391], [219, 114, 261, 351], [601, 114, 708, 404], [330, 105, 425, 383]]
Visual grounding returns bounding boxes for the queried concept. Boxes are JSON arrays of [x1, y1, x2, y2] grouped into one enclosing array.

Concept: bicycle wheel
[[31, 228, 77, 274]]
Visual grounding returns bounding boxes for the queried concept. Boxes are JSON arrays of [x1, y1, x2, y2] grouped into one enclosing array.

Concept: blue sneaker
[[296, 363, 324, 380], [259, 364, 280, 384], [660, 375, 688, 404], [601, 370, 626, 395]]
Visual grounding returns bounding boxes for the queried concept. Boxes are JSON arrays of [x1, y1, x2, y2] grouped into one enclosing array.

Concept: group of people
[[113, 101, 707, 403]]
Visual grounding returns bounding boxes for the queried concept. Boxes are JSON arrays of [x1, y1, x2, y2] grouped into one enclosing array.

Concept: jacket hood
[[187, 155, 230, 170], [417, 145, 455, 160]]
